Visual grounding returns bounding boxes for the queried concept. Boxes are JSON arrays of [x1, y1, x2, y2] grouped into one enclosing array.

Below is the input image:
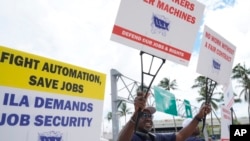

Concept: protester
[[182, 118, 205, 141], [117, 92, 212, 141]]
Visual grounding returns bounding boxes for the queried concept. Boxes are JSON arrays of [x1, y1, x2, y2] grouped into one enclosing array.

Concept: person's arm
[[175, 104, 211, 141], [116, 112, 138, 141], [117, 92, 148, 141]]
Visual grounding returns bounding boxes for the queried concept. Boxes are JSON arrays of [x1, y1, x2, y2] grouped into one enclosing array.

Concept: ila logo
[[151, 14, 170, 37], [39, 131, 63, 141]]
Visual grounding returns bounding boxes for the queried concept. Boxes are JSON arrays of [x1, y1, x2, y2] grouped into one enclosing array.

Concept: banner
[[196, 25, 236, 85], [111, 0, 205, 66], [0, 45, 106, 141], [220, 81, 234, 140], [220, 105, 232, 141], [223, 81, 234, 108], [154, 86, 177, 116]]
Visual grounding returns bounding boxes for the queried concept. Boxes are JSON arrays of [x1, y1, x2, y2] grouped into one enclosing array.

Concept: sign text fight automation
[[0, 51, 102, 93]]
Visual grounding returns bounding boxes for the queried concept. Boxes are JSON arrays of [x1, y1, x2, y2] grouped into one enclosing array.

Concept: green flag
[[184, 99, 193, 118], [154, 86, 177, 116]]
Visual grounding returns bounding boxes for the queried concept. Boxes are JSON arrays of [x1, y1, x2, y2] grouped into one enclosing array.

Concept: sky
[[1, 0, 250, 132]]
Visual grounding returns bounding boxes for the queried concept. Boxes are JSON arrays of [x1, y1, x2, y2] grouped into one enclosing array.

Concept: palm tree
[[191, 76, 223, 108], [232, 63, 250, 123], [158, 77, 178, 132], [118, 102, 132, 124], [106, 102, 132, 130], [192, 76, 241, 108], [158, 77, 177, 91], [191, 75, 222, 136], [191, 75, 207, 90], [195, 88, 221, 110], [218, 91, 242, 105]]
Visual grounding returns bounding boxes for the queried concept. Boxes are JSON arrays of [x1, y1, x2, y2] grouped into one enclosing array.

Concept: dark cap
[[142, 106, 156, 114]]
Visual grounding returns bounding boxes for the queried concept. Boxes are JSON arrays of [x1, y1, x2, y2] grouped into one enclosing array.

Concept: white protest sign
[[223, 81, 234, 108], [220, 105, 231, 141], [111, 0, 205, 66], [196, 25, 236, 85], [0, 46, 106, 141], [220, 81, 234, 141]]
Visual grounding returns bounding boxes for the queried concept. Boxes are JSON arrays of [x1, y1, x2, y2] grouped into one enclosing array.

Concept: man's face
[[138, 110, 153, 132]]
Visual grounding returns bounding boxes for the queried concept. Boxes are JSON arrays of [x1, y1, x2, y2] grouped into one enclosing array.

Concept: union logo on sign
[[211, 58, 220, 74], [151, 14, 170, 36], [39, 131, 63, 141]]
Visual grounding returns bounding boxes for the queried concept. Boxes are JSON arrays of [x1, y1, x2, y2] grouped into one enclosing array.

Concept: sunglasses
[[141, 113, 153, 119]]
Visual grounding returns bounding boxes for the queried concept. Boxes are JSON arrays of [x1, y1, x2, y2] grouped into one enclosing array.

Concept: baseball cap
[[182, 118, 192, 128], [142, 106, 156, 114]]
